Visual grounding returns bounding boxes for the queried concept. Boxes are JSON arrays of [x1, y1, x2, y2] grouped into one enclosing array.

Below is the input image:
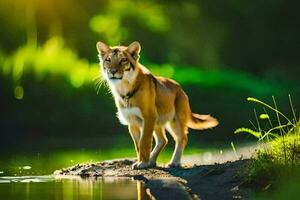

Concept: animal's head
[[96, 41, 141, 83]]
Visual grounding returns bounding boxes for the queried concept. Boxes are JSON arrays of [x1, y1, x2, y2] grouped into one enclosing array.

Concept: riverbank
[[54, 158, 252, 200]]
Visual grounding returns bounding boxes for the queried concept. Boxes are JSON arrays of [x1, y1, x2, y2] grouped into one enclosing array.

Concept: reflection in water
[[0, 176, 151, 200], [137, 181, 152, 200]]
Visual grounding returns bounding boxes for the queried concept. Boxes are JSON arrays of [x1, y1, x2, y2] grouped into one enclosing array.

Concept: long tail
[[187, 113, 219, 130]]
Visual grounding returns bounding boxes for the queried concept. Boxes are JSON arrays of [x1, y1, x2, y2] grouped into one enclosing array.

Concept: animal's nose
[[110, 69, 117, 75]]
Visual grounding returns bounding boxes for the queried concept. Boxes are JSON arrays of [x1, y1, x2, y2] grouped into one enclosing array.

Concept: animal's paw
[[167, 162, 182, 168], [148, 160, 157, 168], [132, 161, 151, 170], [131, 161, 140, 169]]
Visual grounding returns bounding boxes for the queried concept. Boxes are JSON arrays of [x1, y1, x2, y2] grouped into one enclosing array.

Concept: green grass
[[235, 96, 300, 195]]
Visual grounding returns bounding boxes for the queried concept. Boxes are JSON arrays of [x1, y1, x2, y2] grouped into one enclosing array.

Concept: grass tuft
[[235, 96, 300, 193]]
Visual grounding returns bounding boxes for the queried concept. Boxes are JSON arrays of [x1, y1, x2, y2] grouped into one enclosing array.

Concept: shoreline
[[54, 158, 252, 200]]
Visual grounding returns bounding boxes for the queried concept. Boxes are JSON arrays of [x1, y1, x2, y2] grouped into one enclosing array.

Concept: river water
[[0, 176, 151, 200], [0, 145, 236, 199], [0, 149, 157, 200]]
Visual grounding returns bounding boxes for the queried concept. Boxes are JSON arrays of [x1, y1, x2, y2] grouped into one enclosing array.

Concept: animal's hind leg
[[149, 127, 168, 167], [167, 89, 190, 167], [167, 119, 188, 167]]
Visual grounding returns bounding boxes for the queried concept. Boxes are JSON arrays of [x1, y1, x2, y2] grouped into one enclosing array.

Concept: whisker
[[93, 75, 109, 95]]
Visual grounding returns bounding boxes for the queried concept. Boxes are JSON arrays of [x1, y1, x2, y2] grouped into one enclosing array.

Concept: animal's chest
[[117, 107, 143, 126]]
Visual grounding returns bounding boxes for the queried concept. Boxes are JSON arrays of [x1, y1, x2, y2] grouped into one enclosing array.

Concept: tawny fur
[[96, 41, 219, 169]]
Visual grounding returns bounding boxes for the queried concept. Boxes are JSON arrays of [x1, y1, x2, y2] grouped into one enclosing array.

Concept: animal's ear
[[126, 41, 141, 60], [96, 41, 110, 55]]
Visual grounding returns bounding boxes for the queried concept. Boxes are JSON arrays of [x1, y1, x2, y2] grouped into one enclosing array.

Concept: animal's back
[[154, 76, 189, 126]]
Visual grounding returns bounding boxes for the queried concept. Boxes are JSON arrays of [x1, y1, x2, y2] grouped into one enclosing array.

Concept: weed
[[235, 95, 300, 190]]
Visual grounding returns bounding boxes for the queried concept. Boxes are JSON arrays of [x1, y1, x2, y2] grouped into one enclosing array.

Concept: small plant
[[235, 95, 300, 189], [235, 95, 299, 165]]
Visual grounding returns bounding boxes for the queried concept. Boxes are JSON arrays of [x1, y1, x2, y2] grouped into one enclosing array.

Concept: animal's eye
[[105, 57, 111, 62], [121, 58, 127, 63]]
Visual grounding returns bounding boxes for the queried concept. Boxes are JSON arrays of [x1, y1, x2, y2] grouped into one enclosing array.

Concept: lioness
[[96, 41, 218, 169]]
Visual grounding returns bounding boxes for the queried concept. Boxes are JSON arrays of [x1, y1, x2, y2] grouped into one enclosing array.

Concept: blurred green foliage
[[90, 0, 169, 44], [0, 34, 286, 103], [1, 37, 99, 91], [1, 0, 300, 73]]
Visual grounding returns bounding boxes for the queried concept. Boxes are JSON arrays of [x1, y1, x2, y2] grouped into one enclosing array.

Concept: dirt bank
[[54, 157, 252, 200]]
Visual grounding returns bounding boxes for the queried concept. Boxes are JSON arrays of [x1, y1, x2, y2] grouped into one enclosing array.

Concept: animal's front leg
[[128, 125, 141, 165], [132, 118, 155, 169]]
